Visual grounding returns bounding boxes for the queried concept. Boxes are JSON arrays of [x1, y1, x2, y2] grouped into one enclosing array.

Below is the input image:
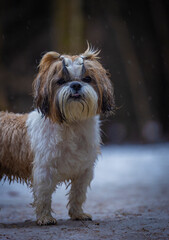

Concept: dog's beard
[[57, 85, 98, 122]]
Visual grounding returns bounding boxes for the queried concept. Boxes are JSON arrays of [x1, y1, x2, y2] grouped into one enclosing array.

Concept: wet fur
[[0, 46, 114, 225], [0, 112, 33, 182]]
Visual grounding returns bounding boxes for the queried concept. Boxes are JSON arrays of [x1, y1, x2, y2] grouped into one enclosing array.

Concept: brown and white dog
[[0, 46, 114, 225]]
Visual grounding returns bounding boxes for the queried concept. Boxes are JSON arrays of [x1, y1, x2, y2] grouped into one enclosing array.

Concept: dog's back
[[0, 112, 33, 182]]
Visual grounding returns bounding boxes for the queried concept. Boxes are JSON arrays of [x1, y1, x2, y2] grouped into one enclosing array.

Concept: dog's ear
[[101, 73, 115, 117], [39, 51, 61, 72], [33, 51, 61, 116], [82, 44, 115, 117], [32, 74, 50, 117]]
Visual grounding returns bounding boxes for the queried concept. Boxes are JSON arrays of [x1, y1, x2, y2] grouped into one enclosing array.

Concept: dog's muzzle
[[70, 81, 83, 99]]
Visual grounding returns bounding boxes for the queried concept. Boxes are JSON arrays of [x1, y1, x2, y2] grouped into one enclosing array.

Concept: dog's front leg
[[68, 168, 93, 221], [32, 164, 57, 225]]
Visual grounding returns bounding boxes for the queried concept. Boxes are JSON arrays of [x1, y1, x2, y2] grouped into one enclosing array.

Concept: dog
[[0, 45, 115, 225]]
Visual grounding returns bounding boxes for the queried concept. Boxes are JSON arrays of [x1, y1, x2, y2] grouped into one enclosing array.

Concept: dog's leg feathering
[[68, 168, 93, 221]]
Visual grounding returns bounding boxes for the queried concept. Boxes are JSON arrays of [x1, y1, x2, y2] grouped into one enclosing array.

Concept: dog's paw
[[71, 213, 92, 221], [37, 215, 57, 226]]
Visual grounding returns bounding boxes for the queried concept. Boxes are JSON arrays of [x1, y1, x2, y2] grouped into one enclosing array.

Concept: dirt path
[[0, 144, 169, 239]]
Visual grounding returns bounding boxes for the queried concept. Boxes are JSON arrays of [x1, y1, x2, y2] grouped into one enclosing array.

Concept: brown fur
[[33, 51, 115, 123], [0, 112, 33, 182], [84, 59, 115, 115], [0, 48, 114, 183]]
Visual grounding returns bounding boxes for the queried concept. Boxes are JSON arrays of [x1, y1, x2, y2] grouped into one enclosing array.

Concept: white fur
[[58, 84, 98, 122], [26, 110, 100, 224], [62, 57, 84, 79]]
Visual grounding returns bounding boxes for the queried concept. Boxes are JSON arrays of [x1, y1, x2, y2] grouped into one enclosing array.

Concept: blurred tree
[[149, 0, 169, 134], [111, 17, 152, 138], [52, 0, 85, 53]]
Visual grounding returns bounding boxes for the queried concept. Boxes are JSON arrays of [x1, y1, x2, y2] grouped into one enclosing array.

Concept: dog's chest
[[50, 123, 98, 177], [27, 112, 100, 179]]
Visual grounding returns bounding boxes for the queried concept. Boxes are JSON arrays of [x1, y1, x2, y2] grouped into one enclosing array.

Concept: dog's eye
[[57, 78, 66, 85], [82, 76, 92, 83]]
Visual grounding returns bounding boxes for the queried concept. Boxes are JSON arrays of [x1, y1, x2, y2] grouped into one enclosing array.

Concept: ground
[[0, 144, 169, 240]]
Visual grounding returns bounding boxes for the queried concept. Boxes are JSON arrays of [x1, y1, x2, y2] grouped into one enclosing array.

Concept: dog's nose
[[70, 82, 82, 91]]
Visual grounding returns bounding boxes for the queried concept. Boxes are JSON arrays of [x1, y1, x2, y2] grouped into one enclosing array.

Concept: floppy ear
[[33, 51, 60, 116], [32, 74, 50, 117], [101, 73, 115, 117], [39, 51, 61, 71]]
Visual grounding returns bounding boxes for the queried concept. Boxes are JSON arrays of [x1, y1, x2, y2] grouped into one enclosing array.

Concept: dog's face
[[33, 46, 115, 123]]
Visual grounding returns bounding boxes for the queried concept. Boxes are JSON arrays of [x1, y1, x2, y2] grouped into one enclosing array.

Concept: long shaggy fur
[[0, 112, 33, 183], [0, 46, 115, 225]]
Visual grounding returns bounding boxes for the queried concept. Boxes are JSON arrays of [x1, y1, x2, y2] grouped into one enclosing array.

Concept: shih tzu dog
[[0, 45, 114, 225]]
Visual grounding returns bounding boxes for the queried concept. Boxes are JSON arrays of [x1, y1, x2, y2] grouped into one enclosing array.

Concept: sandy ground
[[0, 143, 169, 240]]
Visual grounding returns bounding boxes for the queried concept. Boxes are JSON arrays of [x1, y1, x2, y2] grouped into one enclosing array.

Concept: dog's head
[[33, 46, 115, 123]]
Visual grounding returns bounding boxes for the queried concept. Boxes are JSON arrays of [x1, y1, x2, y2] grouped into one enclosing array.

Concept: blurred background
[[1, 2, 169, 237], [0, 0, 169, 144]]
